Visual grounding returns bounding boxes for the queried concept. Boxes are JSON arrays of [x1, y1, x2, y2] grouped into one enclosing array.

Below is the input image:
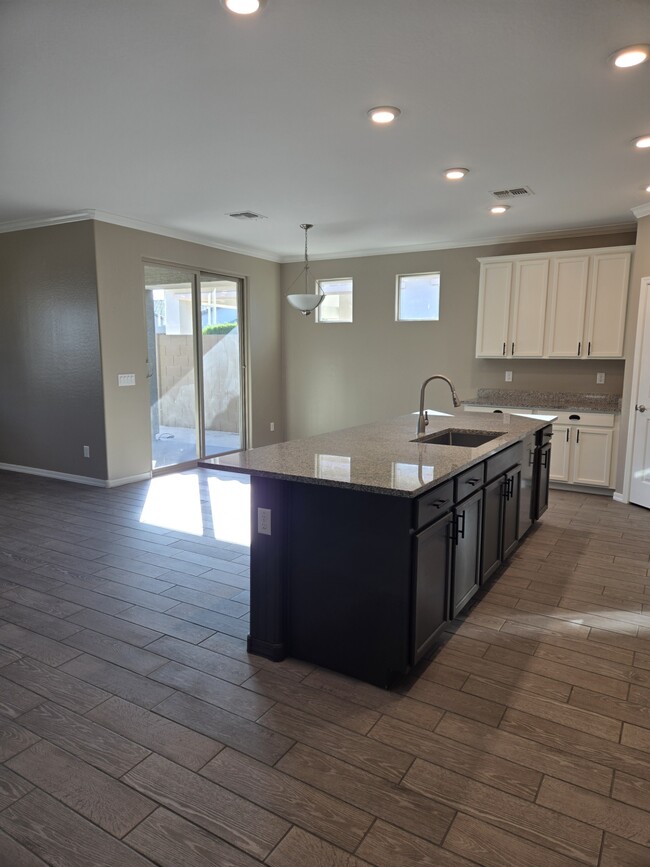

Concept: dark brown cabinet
[[412, 511, 452, 664], [534, 426, 553, 518], [451, 489, 483, 617], [480, 454, 522, 584]]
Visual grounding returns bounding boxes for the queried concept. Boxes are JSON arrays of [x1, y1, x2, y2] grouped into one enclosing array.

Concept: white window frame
[[315, 277, 354, 324], [395, 271, 441, 322]]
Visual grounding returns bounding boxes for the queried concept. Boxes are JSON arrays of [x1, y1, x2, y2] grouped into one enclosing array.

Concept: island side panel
[[286, 482, 414, 688], [248, 476, 289, 660]]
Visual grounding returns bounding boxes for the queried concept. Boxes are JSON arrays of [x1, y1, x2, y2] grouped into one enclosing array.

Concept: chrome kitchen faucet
[[417, 375, 461, 435]]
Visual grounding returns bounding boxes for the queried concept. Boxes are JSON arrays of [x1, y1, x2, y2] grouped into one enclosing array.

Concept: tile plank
[[87, 695, 223, 770], [201, 747, 373, 852], [1, 656, 110, 713], [0, 789, 155, 867], [58, 653, 174, 709], [16, 701, 150, 777], [6, 740, 156, 837], [122, 753, 289, 861], [124, 807, 261, 867]]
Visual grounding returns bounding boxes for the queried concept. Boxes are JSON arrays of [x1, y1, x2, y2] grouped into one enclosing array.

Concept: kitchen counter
[[199, 409, 554, 496], [200, 410, 555, 687], [464, 388, 621, 414]]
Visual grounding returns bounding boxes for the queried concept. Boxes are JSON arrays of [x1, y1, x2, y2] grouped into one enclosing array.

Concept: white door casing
[[629, 278, 650, 509]]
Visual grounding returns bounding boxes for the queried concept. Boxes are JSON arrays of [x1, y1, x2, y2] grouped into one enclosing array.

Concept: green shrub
[[202, 322, 237, 335]]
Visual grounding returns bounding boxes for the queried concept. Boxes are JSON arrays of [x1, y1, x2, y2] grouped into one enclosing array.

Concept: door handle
[[542, 450, 549, 468], [511, 342, 515, 355], [502, 342, 506, 356], [455, 511, 466, 544], [636, 404, 647, 413], [466, 478, 481, 487]]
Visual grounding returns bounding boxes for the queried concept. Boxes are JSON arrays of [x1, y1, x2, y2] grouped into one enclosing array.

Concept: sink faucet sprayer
[[417, 375, 461, 435]]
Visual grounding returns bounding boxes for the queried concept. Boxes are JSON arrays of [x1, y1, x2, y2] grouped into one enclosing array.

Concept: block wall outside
[[155, 332, 240, 432]]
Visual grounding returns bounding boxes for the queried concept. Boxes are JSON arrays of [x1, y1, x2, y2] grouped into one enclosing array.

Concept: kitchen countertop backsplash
[[464, 388, 622, 413]]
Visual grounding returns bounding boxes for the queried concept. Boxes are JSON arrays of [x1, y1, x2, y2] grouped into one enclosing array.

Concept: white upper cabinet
[[510, 259, 548, 357], [545, 256, 589, 358], [584, 252, 630, 358], [475, 262, 512, 357], [476, 246, 631, 359]]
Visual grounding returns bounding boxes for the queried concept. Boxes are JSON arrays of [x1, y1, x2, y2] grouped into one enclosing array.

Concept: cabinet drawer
[[485, 443, 523, 482], [414, 481, 454, 530], [455, 463, 485, 501], [552, 411, 615, 427]]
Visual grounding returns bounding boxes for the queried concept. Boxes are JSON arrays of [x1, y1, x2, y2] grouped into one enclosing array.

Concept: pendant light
[[286, 223, 324, 316]]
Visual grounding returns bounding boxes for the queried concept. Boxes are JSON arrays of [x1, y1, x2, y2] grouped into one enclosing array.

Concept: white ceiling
[[1, 0, 649, 261]]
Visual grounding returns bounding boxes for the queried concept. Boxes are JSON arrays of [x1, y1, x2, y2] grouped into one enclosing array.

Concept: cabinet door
[[502, 466, 521, 559], [585, 253, 630, 358], [476, 262, 512, 357], [481, 476, 503, 584], [510, 259, 548, 357], [535, 443, 551, 518], [412, 512, 452, 663], [545, 256, 589, 357], [550, 425, 571, 481], [572, 427, 613, 487], [451, 490, 483, 617]]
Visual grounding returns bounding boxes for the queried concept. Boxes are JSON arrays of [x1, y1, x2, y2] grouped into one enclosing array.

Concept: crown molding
[[0, 209, 282, 263], [0, 210, 636, 264], [279, 221, 637, 263]]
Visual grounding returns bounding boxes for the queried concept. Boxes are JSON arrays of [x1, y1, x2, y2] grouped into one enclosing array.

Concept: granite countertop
[[199, 410, 554, 498], [464, 388, 622, 413]]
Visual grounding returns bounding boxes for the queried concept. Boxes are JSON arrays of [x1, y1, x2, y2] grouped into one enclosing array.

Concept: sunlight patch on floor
[[139, 474, 204, 535], [208, 474, 251, 546]]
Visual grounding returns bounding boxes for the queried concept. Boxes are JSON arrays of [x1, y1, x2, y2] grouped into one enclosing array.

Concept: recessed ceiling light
[[368, 106, 401, 124], [490, 205, 510, 215], [221, 0, 265, 14], [635, 135, 650, 149], [445, 168, 469, 180], [646, 184, 650, 193], [611, 44, 650, 68]]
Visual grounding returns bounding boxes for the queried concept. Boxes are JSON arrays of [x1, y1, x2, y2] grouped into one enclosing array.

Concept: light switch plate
[[596, 372, 605, 384], [118, 373, 136, 387], [505, 371, 513, 382]]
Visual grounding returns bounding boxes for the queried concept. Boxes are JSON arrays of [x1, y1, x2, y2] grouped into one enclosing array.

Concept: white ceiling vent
[[490, 187, 534, 199], [228, 211, 267, 220]]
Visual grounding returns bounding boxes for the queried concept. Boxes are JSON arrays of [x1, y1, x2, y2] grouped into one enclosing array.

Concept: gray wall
[[93, 221, 282, 482], [281, 231, 635, 440], [0, 222, 107, 478]]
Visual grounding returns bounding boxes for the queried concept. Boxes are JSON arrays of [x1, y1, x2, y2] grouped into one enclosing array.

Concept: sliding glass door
[[144, 264, 245, 472]]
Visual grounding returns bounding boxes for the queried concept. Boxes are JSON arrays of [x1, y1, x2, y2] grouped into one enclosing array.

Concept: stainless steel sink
[[412, 429, 501, 447]]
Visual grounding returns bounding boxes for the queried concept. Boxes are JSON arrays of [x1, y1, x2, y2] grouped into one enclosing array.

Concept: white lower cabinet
[[466, 406, 618, 489], [550, 424, 613, 486], [550, 425, 571, 482], [572, 427, 613, 487]]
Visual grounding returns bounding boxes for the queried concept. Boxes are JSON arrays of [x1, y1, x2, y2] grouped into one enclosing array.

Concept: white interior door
[[629, 279, 650, 509]]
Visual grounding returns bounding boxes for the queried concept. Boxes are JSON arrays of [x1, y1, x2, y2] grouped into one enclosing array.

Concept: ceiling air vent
[[228, 211, 267, 220], [490, 187, 534, 199]]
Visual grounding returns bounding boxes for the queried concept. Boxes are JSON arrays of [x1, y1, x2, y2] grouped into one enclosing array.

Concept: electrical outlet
[[270, 422, 275, 432], [257, 507, 272, 536], [596, 372, 605, 384], [505, 371, 513, 382], [83, 445, 90, 458]]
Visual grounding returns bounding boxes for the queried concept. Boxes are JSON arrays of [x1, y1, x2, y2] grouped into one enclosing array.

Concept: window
[[316, 278, 353, 323], [396, 272, 440, 321]]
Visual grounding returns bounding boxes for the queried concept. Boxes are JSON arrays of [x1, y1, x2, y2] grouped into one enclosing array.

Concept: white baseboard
[[0, 463, 151, 488], [105, 473, 152, 488], [613, 492, 627, 503]]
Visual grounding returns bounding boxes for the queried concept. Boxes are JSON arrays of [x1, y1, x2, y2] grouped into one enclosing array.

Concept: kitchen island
[[200, 410, 554, 687]]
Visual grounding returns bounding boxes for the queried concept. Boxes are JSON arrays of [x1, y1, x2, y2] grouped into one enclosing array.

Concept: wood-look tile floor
[[1, 471, 650, 866]]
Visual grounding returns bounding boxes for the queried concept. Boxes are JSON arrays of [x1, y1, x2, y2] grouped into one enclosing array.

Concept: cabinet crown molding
[[477, 245, 634, 264]]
